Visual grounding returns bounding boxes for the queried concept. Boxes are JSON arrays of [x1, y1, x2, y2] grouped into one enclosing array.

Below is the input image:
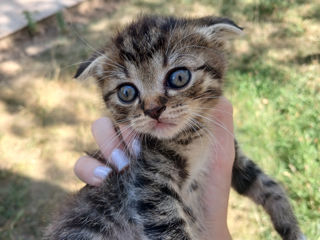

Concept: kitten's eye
[[167, 68, 191, 89], [117, 84, 138, 103]]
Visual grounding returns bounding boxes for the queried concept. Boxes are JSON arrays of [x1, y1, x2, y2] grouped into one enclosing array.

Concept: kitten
[[45, 16, 305, 240]]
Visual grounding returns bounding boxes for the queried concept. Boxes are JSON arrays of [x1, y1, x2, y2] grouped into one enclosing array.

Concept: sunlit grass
[[0, 0, 319, 239]]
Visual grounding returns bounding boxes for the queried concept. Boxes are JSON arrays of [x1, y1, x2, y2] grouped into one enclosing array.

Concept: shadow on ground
[[0, 169, 69, 240]]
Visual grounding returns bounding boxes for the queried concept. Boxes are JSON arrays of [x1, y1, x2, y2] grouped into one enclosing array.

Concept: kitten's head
[[75, 16, 243, 139]]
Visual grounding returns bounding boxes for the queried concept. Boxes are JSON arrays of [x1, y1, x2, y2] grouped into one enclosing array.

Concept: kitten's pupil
[[118, 84, 138, 103], [167, 68, 191, 89]]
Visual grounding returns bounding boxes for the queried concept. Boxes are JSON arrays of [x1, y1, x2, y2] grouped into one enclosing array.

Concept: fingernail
[[111, 148, 130, 171], [94, 166, 112, 180], [131, 139, 141, 157]]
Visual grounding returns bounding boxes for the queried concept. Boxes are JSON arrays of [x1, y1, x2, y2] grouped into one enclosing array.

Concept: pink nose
[[144, 106, 166, 120]]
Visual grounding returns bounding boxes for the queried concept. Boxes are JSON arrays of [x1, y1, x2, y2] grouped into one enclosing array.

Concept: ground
[[0, 0, 319, 239]]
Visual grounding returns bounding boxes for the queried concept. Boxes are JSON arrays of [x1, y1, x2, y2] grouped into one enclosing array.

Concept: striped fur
[[45, 16, 304, 240], [233, 141, 303, 240]]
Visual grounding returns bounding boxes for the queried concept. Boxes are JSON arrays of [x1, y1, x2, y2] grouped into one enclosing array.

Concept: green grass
[[0, 0, 319, 239], [23, 11, 38, 35], [227, 64, 320, 238], [56, 11, 68, 34]]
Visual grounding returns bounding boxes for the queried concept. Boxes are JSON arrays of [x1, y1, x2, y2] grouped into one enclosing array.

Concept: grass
[[0, 0, 319, 239], [56, 12, 68, 34], [23, 11, 38, 35]]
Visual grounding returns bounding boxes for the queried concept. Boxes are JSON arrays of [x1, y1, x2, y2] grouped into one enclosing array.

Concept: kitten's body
[[45, 16, 304, 240]]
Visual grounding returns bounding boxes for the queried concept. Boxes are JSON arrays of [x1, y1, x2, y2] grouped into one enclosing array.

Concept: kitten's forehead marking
[[103, 16, 226, 105], [113, 55, 162, 104]]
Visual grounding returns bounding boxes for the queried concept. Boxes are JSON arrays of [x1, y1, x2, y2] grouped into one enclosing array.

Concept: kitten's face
[[75, 16, 243, 139]]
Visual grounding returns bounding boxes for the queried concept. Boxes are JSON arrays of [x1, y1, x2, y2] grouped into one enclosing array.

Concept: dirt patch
[[0, 0, 122, 83]]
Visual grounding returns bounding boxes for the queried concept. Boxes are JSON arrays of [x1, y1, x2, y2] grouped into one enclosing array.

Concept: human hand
[[74, 117, 139, 186], [74, 96, 234, 240], [203, 97, 234, 240]]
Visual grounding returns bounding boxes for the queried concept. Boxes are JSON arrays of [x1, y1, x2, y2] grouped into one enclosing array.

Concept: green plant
[[23, 11, 37, 35], [56, 11, 68, 33]]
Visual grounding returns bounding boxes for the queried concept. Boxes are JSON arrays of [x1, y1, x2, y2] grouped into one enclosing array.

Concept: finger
[[91, 117, 129, 171], [204, 97, 235, 226], [119, 124, 141, 157], [74, 156, 112, 186], [212, 96, 234, 132], [91, 117, 123, 159], [210, 96, 235, 170], [207, 97, 235, 191]]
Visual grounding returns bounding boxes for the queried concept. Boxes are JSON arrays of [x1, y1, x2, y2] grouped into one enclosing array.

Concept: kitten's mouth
[[150, 119, 177, 130], [143, 118, 182, 139], [153, 120, 177, 129]]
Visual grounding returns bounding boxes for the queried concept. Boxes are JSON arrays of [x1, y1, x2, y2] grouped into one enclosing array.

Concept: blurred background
[[0, 0, 319, 239]]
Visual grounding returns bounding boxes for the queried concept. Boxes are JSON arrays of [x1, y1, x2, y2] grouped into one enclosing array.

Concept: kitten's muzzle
[[144, 105, 166, 120]]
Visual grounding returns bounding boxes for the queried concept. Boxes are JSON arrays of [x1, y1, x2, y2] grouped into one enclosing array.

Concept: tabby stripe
[[64, 213, 109, 234], [144, 218, 190, 238], [134, 174, 154, 187], [183, 206, 197, 222], [275, 225, 292, 239], [136, 200, 156, 213], [195, 64, 222, 80], [159, 185, 182, 202], [119, 50, 137, 63], [138, 158, 175, 181], [142, 137, 189, 183], [263, 179, 277, 187], [103, 90, 116, 102], [232, 159, 262, 194], [163, 53, 168, 67]]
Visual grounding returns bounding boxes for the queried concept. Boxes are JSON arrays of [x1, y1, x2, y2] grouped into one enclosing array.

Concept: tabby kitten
[[45, 16, 305, 240]]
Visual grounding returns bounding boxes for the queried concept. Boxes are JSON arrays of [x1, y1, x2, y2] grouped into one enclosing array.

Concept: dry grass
[[0, 0, 319, 239]]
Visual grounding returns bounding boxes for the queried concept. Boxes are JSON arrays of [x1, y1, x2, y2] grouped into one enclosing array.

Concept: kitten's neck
[[173, 130, 212, 182], [141, 127, 212, 186]]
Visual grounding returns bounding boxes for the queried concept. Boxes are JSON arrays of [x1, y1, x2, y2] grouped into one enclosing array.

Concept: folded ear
[[74, 53, 105, 80], [195, 17, 244, 42]]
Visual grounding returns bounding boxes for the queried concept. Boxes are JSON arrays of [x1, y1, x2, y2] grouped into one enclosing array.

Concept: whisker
[[89, 122, 135, 160], [61, 60, 98, 71], [189, 112, 234, 139], [191, 96, 220, 100], [68, 24, 127, 73], [115, 119, 132, 124], [192, 107, 233, 116], [204, 126, 228, 158], [186, 117, 204, 145], [200, 111, 234, 135]]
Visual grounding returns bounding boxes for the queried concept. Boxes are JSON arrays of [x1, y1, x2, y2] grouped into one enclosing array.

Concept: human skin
[[74, 96, 234, 240]]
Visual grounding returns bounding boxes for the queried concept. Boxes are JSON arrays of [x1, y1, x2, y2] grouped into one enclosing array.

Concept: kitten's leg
[[231, 141, 305, 240]]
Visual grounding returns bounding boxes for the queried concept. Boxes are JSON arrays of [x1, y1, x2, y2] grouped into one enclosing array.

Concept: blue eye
[[117, 84, 138, 103], [167, 68, 191, 89]]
